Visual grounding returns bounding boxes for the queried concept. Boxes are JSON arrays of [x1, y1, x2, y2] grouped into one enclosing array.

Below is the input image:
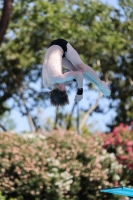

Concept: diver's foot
[[100, 81, 111, 97]]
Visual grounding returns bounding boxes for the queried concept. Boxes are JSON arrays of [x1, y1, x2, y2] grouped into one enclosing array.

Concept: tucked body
[[42, 39, 111, 106]]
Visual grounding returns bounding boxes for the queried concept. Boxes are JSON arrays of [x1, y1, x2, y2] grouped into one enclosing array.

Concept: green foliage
[[0, 0, 133, 129], [0, 191, 6, 200], [0, 111, 16, 131], [0, 130, 128, 200], [0, 191, 16, 200]]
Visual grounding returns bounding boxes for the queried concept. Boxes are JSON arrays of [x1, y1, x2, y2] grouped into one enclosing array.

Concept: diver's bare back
[[43, 45, 64, 88], [43, 44, 83, 91]]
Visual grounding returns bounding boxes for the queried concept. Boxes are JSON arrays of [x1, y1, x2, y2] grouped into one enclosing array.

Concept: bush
[[103, 123, 133, 185], [0, 191, 6, 200], [0, 191, 16, 200], [0, 130, 128, 200]]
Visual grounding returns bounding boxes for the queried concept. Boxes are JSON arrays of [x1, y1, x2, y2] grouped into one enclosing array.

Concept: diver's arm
[[53, 71, 83, 88]]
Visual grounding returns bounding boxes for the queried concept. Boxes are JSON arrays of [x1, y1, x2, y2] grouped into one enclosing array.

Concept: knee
[[75, 63, 85, 71]]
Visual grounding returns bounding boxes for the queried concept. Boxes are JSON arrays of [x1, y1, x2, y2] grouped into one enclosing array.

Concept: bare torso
[[42, 45, 64, 89]]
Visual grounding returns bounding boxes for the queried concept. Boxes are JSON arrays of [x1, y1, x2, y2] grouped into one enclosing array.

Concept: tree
[[0, 110, 16, 132], [98, 0, 133, 129], [1, 0, 114, 132], [0, 0, 13, 45], [0, 0, 133, 132]]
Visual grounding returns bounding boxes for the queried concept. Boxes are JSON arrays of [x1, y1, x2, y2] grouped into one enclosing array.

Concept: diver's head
[[49, 84, 69, 106]]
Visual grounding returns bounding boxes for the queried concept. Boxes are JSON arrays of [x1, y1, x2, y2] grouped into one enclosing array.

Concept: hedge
[[0, 130, 128, 200]]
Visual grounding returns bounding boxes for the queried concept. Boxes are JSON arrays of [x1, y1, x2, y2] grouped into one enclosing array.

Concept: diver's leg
[[62, 57, 99, 85], [65, 43, 111, 96]]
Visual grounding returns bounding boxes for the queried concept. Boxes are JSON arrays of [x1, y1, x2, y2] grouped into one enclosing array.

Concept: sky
[[5, 0, 119, 134], [101, 0, 119, 7]]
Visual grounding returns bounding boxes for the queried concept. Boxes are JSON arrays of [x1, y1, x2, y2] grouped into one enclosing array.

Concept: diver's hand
[[74, 94, 83, 102]]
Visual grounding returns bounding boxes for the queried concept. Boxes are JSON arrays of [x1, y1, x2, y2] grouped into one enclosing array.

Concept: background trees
[[0, 0, 133, 132], [0, 0, 13, 45]]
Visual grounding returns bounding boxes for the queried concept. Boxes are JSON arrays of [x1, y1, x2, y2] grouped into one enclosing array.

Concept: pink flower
[[119, 123, 125, 128], [104, 140, 111, 146], [126, 147, 132, 153], [126, 141, 133, 146], [126, 163, 133, 170], [114, 181, 118, 186], [131, 121, 133, 126], [117, 170, 122, 175], [118, 155, 127, 160], [117, 138, 122, 144]]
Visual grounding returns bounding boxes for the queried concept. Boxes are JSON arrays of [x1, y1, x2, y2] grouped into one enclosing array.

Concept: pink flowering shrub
[[0, 131, 127, 200], [103, 123, 133, 185]]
